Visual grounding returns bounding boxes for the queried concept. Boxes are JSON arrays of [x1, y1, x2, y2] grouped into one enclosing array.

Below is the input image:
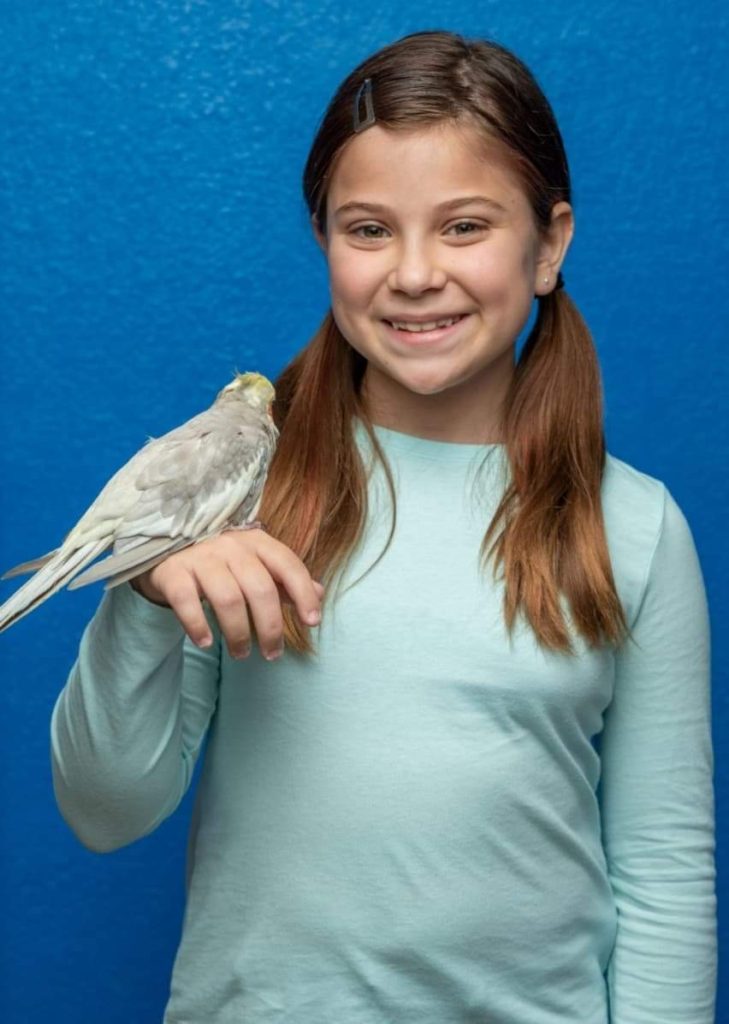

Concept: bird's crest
[[218, 370, 275, 408]]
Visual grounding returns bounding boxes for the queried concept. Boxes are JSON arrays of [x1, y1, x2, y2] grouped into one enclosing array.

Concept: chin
[[397, 374, 460, 396]]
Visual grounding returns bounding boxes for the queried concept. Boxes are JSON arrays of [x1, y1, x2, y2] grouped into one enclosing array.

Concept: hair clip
[[353, 77, 375, 133]]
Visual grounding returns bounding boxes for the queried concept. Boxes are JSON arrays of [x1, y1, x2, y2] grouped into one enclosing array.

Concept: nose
[[387, 237, 447, 295]]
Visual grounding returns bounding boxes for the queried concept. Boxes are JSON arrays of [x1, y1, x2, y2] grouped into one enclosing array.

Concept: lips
[[382, 313, 470, 344], [383, 313, 466, 330], [384, 313, 464, 333]]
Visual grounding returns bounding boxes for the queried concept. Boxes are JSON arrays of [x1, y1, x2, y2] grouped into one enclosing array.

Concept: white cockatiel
[[0, 371, 279, 634]]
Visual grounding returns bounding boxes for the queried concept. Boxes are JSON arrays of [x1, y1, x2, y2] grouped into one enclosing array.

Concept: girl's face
[[314, 120, 573, 442]]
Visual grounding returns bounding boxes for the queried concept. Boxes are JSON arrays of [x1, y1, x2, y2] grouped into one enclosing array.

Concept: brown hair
[[261, 29, 631, 656]]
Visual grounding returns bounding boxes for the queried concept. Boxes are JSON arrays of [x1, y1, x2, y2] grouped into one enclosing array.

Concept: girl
[[51, 30, 716, 1024]]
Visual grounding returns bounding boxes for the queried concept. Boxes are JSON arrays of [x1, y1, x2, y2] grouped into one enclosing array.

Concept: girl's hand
[[130, 530, 324, 661]]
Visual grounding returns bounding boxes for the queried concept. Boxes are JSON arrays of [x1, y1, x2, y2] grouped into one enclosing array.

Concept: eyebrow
[[332, 195, 509, 218]]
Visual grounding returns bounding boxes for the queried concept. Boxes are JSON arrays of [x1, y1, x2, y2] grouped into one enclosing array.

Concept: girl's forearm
[[51, 582, 219, 852]]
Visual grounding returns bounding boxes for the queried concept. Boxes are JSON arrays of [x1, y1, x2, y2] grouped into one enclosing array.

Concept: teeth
[[389, 315, 462, 332]]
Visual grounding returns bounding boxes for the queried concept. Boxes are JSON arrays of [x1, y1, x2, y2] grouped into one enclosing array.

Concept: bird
[[0, 371, 279, 634]]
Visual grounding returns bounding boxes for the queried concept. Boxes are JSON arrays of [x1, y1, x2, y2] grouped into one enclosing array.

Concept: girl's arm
[[50, 528, 323, 853], [50, 581, 220, 853], [599, 486, 717, 1023]]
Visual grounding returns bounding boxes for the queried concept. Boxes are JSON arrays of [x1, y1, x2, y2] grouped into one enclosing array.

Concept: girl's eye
[[351, 224, 387, 239], [348, 221, 489, 240], [448, 220, 487, 236]]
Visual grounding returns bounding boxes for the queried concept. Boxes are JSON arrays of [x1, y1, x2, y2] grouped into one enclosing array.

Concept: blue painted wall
[[1, 1, 726, 1020]]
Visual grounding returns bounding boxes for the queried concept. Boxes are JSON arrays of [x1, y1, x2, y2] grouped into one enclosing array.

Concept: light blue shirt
[[51, 421, 717, 1023]]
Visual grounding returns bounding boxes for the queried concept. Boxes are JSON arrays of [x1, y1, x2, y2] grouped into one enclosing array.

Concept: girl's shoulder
[[601, 450, 669, 550], [601, 451, 694, 626], [602, 450, 667, 528]]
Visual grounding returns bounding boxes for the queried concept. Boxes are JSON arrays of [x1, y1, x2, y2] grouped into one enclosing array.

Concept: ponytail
[[260, 313, 396, 654], [482, 289, 631, 652]]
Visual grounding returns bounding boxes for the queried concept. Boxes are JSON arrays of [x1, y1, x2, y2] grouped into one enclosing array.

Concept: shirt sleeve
[[598, 485, 717, 1023], [50, 581, 221, 853]]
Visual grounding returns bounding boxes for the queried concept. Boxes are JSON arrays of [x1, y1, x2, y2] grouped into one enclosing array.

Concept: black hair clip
[[353, 77, 375, 133]]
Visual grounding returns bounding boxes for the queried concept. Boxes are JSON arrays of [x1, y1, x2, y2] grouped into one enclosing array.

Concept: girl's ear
[[311, 213, 327, 252], [535, 201, 574, 295]]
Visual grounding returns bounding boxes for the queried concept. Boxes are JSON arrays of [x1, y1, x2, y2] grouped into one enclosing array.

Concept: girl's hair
[[260, 29, 631, 656]]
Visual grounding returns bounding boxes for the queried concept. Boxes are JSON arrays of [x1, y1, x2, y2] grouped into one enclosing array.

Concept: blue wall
[[1, 1, 726, 1020]]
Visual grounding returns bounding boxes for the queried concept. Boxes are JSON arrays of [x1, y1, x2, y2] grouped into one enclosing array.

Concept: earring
[[543, 277, 549, 284]]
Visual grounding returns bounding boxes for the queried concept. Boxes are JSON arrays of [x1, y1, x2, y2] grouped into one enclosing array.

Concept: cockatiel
[[0, 371, 279, 634]]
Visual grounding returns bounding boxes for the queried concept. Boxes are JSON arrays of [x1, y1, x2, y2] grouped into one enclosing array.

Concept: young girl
[[51, 30, 716, 1024]]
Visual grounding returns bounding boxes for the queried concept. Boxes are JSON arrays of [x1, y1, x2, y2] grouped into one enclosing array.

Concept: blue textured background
[[1, 2, 726, 1021]]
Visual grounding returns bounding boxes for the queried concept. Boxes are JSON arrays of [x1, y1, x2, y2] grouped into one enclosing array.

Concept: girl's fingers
[[192, 564, 253, 659], [156, 569, 216, 649], [140, 531, 325, 658], [246, 538, 324, 629], [228, 560, 286, 661]]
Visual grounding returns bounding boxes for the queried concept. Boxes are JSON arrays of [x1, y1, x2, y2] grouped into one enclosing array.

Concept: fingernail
[[265, 646, 284, 662], [198, 635, 213, 649], [306, 609, 321, 625], [233, 645, 250, 660]]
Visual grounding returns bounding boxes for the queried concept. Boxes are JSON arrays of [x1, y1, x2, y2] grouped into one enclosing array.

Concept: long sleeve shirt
[[51, 420, 717, 1023]]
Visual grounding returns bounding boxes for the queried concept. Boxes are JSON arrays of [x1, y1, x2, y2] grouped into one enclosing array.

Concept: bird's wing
[[66, 418, 272, 590], [0, 418, 210, 582], [0, 405, 275, 631], [122, 418, 270, 538], [57, 408, 225, 549]]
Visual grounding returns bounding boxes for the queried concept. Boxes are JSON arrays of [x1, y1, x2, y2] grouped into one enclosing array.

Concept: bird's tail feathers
[[0, 540, 109, 634], [68, 536, 192, 591], [1, 548, 60, 580]]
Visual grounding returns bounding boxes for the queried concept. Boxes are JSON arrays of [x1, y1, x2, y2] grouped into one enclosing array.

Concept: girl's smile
[[313, 120, 573, 443], [381, 312, 471, 345]]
